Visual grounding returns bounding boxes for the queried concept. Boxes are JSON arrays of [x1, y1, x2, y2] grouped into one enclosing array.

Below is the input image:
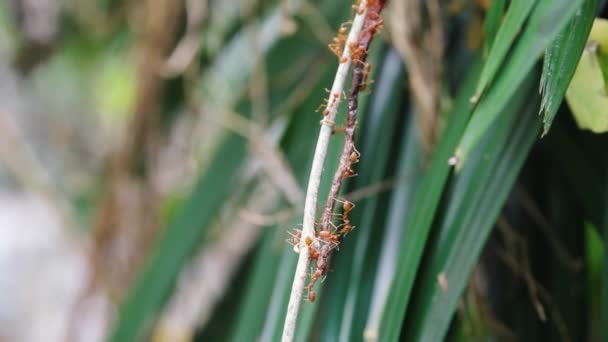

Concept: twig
[[161, 0, 208, 76], [388, 0, 444, 152], [208, 109, 304, 205], [0, 110, 75, 229], [311, 0, 385, 296], [282, 1, 385, 341], [281, 2, 369, 341]]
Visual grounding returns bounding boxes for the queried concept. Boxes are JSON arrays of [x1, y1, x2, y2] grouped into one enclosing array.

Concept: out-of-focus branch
[[12, 0, 59, 74], [67, 0, 182, 340], [388, 0, 444, 153], [0, 110, 74, 228], [210, 110, 304, 205], [162, 0, 207, 76], [90, 0, 182, 298], [153, 181, 280, 342]]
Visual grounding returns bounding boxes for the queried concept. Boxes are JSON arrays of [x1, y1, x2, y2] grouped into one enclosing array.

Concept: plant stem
[[281, 2, 370, 341]]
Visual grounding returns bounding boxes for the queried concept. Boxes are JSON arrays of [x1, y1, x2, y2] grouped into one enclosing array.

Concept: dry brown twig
[[282, 1, 386, 341]]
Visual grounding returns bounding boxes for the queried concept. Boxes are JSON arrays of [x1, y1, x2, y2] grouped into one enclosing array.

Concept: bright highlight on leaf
[[565, 18, 608, 133]]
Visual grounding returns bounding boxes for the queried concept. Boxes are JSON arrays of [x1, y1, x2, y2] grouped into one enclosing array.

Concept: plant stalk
[[281, 2, 370, 341]]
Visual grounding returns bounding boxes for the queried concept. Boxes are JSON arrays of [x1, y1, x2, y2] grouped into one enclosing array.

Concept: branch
[[281, 1, 385, 341], [310, 0, 385, 297]]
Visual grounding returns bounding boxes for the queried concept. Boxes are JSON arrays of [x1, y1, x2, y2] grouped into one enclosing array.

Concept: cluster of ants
[[288, 148, 361, 303], [287, 196, 357, 302], [286, 0, 385, 304], [315, 1, 384, 117]]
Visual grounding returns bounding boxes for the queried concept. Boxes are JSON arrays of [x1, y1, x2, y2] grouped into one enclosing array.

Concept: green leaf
[[565, 18, 608, 133], [603, 192, 608, 342], [565, 43, 608, 133], [230, 229, 286, 341], [110, 132, 246, 342], [261, 246, 300, 341], [540, 0, 599, 135], [456, 0, 582, 167], [482, 0, 506, 52], [473, 0, 537, 102], [362, 109, 423, 341], [377, 58, 483, 342], [404, 76, 541, 342]]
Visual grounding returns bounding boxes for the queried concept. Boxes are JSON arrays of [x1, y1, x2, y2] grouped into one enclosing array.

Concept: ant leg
[[352, 146, 361, 159], [332, 126, 347, 135], [328, 221, 343, 233]]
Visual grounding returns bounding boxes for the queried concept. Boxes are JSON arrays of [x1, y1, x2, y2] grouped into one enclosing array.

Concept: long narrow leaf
[[482, 0, 506, 51], [456, 0, 582, 167], [363, 110, 423, 340], [377, 58, 483, 342], [110, 132, 246, 342], [540, 0, 599, 136], [405, 76, 541, 342], [604, 175, 608, 342], [230, 228, 285, 341], [474, 0, 536, 101]]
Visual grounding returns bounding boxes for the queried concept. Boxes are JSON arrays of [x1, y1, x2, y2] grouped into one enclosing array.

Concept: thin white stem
[[281, 2, 369, 341]]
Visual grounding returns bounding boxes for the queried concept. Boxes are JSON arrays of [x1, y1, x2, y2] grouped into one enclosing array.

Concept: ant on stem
[[334, 198, 356, 235]]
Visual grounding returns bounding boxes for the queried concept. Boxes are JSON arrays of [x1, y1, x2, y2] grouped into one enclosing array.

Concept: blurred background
[[0, 0, 607, 341]]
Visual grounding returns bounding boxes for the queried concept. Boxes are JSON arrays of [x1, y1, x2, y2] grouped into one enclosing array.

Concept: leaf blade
[[110, 133, 246, 342], [473, 0, 537, 101], [540, 0, 599, 135], [456, 0, 583, 167], [405, 76, 541, 342], [377, 58, 483, 342]]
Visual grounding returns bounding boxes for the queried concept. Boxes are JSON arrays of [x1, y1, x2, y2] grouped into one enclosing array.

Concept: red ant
[[350, 147, 361, 164], [334, 198, 356, 235], [319, 228, 341, 250], [329, 26, 347, 59], [359, 63, 373, 91], [342, 147, 361, 178], [349, 41, 368, 64], [286, 228, 302, 252], [306, 269, 323, 302], [343, 166, 357, 178]]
